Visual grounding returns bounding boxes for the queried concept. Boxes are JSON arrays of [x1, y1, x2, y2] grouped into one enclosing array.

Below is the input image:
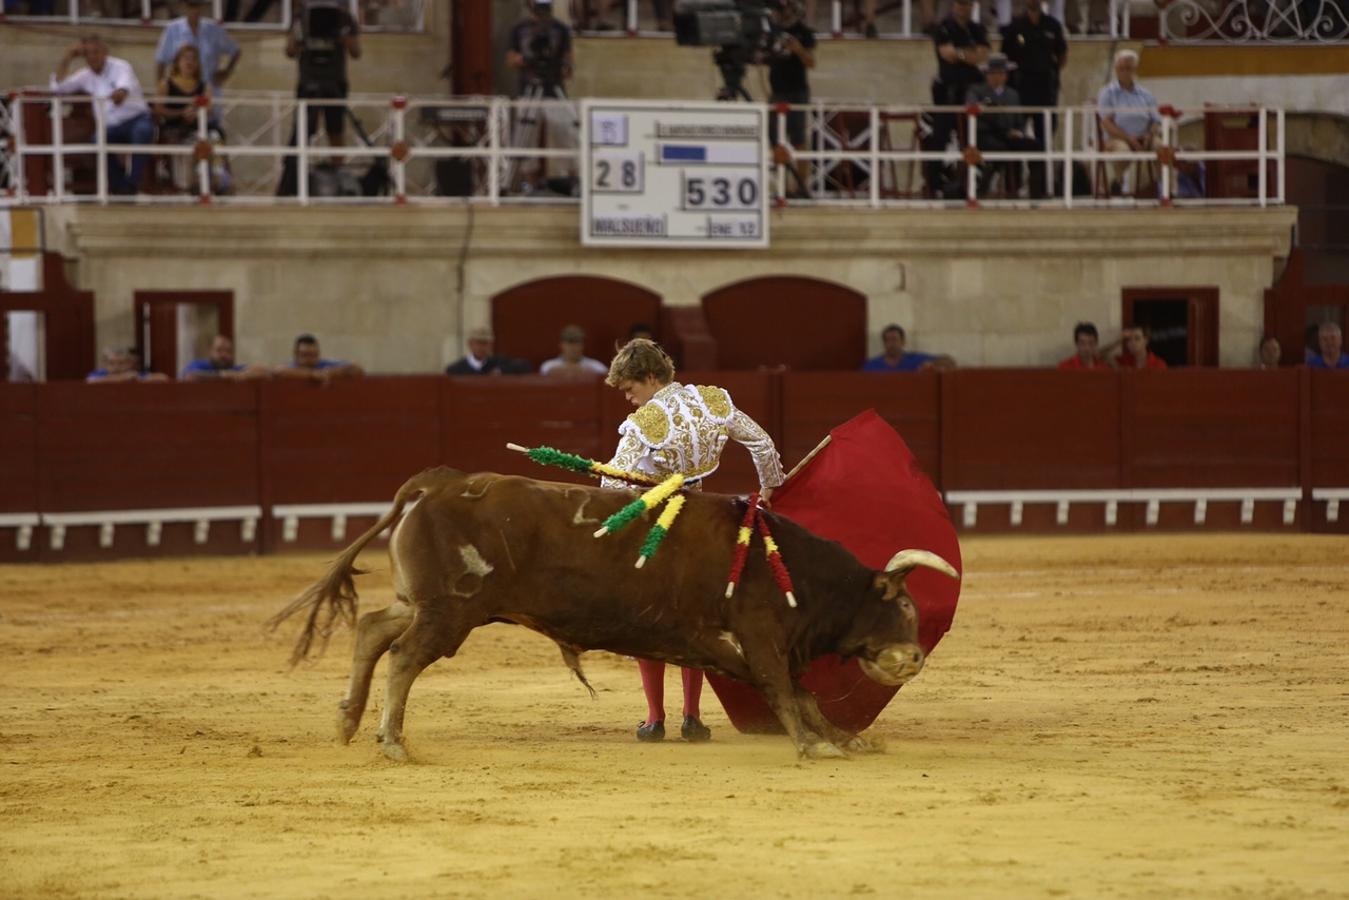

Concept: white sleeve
[[600, 427, 647, 490], [727, 409, 784, 490], [50, 69, 89, 94]]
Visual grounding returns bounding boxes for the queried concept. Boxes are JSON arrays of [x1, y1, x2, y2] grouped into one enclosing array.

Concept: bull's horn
[[885, 549, 960, 580]]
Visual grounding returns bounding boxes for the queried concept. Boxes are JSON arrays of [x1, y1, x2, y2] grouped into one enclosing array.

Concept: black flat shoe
[[681, 716, 712, 743], [636, 720, 665, 742]]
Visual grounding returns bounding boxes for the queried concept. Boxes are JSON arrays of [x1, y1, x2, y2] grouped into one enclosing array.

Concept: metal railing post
[[297, 100, 309, 204], [141, 0, 151, 21], [1276, 107, 1286, 205], [869, 106, 880, 208], [1043, 108, 1055, 198], [965, 108, 977, 206], [94, 100, 108, 204], [1257, 106, 1267, 208], [12, 96, 28, 202], [776, 106, 786, 201], [197, 101, 212, 202], [52, 97, 65, 202], [1063, 106, 1073, 209], [284, 0, 293, 29], [392, 96, 407, 202], [627, 0, 638, 34], [833, 0, 843, 36], [488, 97, 501, 204], [1159, 113, 1172, 206], [902, 0, 911, 38]]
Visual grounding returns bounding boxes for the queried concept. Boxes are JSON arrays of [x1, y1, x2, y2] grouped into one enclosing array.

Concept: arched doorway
[[701, 276, 866, 371], [491, 276, 661, 370]]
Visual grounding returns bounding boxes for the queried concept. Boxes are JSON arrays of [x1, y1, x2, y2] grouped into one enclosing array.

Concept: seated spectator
[[1058, 322, 1108, 370], [1307, 322, 1349, 369], [1107, 325, 1167, 370], [1257, 335, 1281, 369], [50, 35, 155, 195], [1173, 146, 1206, 199], [274, 333, 365, 381], [155, 45, 209, 145], [155, 0, 242, 99], [966, 53, 1045, 199], [1097, 49, 1161, 197], [862, 324, 955, 372], [540, 324, 608, 378], [87, 347, 169, 383], [446, 327, 527, 375], [181, 334, 269, 381]]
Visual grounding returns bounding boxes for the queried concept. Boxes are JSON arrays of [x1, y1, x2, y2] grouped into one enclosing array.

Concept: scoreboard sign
[[580, 100, 769, 249]]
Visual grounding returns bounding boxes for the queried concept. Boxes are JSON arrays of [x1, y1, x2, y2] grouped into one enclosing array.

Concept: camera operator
[[506, 0, 573, 99], [284, 0, 361, 155], [761, 0, 814, 197], [924, 0, 988, 197]]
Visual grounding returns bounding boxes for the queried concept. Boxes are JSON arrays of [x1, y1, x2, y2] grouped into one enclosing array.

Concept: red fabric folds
[[707, 409, 963, 735]]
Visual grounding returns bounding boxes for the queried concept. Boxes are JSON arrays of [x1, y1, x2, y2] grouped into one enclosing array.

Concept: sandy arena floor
[[1, 534, 1347, 898]]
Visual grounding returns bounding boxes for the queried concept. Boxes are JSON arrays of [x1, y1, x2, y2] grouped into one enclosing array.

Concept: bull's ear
[[872, 572, 903, 602], [884, 549, 960, 580]]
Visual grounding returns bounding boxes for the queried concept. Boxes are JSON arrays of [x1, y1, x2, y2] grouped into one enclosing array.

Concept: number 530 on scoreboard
[[581, 100, 769, 249]]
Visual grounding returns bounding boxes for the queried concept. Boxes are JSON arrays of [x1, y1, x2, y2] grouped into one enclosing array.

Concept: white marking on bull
[[720, 631, 744, 658], [570, 492, 600, 526], [451, 544, 495, 597], [460, 478, 491, 499]]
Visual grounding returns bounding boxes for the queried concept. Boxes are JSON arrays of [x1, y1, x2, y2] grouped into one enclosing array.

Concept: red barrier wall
[[2, 371, 1347, 561]]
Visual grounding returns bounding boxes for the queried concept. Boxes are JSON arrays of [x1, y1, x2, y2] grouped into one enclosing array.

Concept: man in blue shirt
[[1098, 49, 1161, 197], [155, 0, 242, 97], [276, 333, 364, 382], [1307, 322, 1349, 369], [862, 324, 954, 372], [181, 334, 268, 381]]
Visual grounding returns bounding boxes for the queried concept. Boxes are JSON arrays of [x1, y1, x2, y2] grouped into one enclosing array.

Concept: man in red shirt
[[1057, 322, 1109, 370], [1110, 324, 1168, 370]]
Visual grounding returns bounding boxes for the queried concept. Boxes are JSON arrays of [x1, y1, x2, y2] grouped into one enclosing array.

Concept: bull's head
[[855, 549, 960, 687]]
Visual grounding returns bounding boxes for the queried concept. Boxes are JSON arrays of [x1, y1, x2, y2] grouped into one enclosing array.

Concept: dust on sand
[[1, 534, 1347, 897]]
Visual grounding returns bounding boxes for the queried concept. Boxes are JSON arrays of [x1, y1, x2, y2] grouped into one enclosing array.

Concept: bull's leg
[[338, 600, 414, 744], [741, 641, 846, 760], [793, 687, 884, 755], [377, 605, 474, 763]]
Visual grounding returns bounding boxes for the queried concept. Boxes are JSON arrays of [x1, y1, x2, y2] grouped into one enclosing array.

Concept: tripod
[[506, 77, 575, 194], [713, 47, 753, 103]]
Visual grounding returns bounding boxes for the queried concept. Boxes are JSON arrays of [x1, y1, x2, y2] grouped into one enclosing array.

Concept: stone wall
[[40, 203, 1294, 372]]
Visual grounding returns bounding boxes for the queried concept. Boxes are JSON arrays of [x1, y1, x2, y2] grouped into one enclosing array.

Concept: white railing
[[591, 0, 1133, 37], [1158, 0, 1349, 42], [0, 91, 1285, 208], [0, 0, 425, 32]]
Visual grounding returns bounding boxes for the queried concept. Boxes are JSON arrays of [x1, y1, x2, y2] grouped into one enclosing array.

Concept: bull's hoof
[[844, 734, 886, 755], [380, 740, 409, 763], [338, 713, 360, 745], [803, 740, 849, 760]]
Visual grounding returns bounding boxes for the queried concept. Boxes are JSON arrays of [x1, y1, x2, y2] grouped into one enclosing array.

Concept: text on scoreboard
[[581, 101, 769, 248]]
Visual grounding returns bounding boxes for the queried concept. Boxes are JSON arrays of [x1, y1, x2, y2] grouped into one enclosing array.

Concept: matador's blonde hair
[[606, 338, 675, 388]]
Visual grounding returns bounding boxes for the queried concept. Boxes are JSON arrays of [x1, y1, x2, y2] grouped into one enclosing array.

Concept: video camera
[[673, 0, 777, 49]]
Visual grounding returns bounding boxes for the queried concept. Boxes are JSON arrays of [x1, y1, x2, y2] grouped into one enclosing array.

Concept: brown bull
[[270, 467, 959, 761]]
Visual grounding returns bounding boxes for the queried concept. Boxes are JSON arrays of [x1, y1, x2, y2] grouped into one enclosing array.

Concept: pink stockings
[[636, 658, 703, 725]]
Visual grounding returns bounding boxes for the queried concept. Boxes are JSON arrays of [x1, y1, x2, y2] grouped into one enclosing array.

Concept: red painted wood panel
[[442, 377, 602, 484], [259, 377, 440, 505], [36, 382, 260, 512], [941, 370, 1121, 490], [701, 277, 867, 371], [1309, 371, 1349, 487], [1122, 369, 1301, 488], [491, 277, 661, 369], [781, 372, 940, 483], [0, 385, 39, 513]]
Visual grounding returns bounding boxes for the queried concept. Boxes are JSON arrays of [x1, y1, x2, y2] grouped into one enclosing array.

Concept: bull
[[270, 467, 959, 761]]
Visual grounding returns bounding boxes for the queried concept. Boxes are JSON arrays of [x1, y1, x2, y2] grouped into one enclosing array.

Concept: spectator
[[541, 324, 608, 378], [1098, 49, 1162, 197], [862, 324, 954, 372], [154, 0, 241, 99], [275, 333, 365, 381], [1172, 145, 1207, 199], [445, 327, 526, 375], [1107, 325, 1167, 370], [87, 347, 169, 383], [181, 334, 269, 381], [154, 45, 209, 146], [1002, 0, 1068, 109], [1257, 335, 1282, 369], [1307, 322, 1349, 369], [277, 0, 362, 195], [924, 0, 989, 197], [507, 0, 573, 99], [762, 0, 816, 198], [1058, 322, 1108, 369], [50, 35, 155, 196], [966, 53, 1044, 198]]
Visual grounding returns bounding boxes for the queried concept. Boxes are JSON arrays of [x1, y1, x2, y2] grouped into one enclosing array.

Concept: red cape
[[706, 410, 962, 734]]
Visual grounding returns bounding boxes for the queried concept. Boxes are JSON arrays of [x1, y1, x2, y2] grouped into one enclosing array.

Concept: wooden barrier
[[1, 370, 1346, 561]]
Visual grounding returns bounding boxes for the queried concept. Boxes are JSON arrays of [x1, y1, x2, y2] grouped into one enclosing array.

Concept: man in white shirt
[[50, 35, 155, 194], [154, 0, 242, 97], [540, 324, 608, 379]]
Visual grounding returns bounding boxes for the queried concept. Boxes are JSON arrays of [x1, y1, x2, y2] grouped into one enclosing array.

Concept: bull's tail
[[266, 467, 456, 666]]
